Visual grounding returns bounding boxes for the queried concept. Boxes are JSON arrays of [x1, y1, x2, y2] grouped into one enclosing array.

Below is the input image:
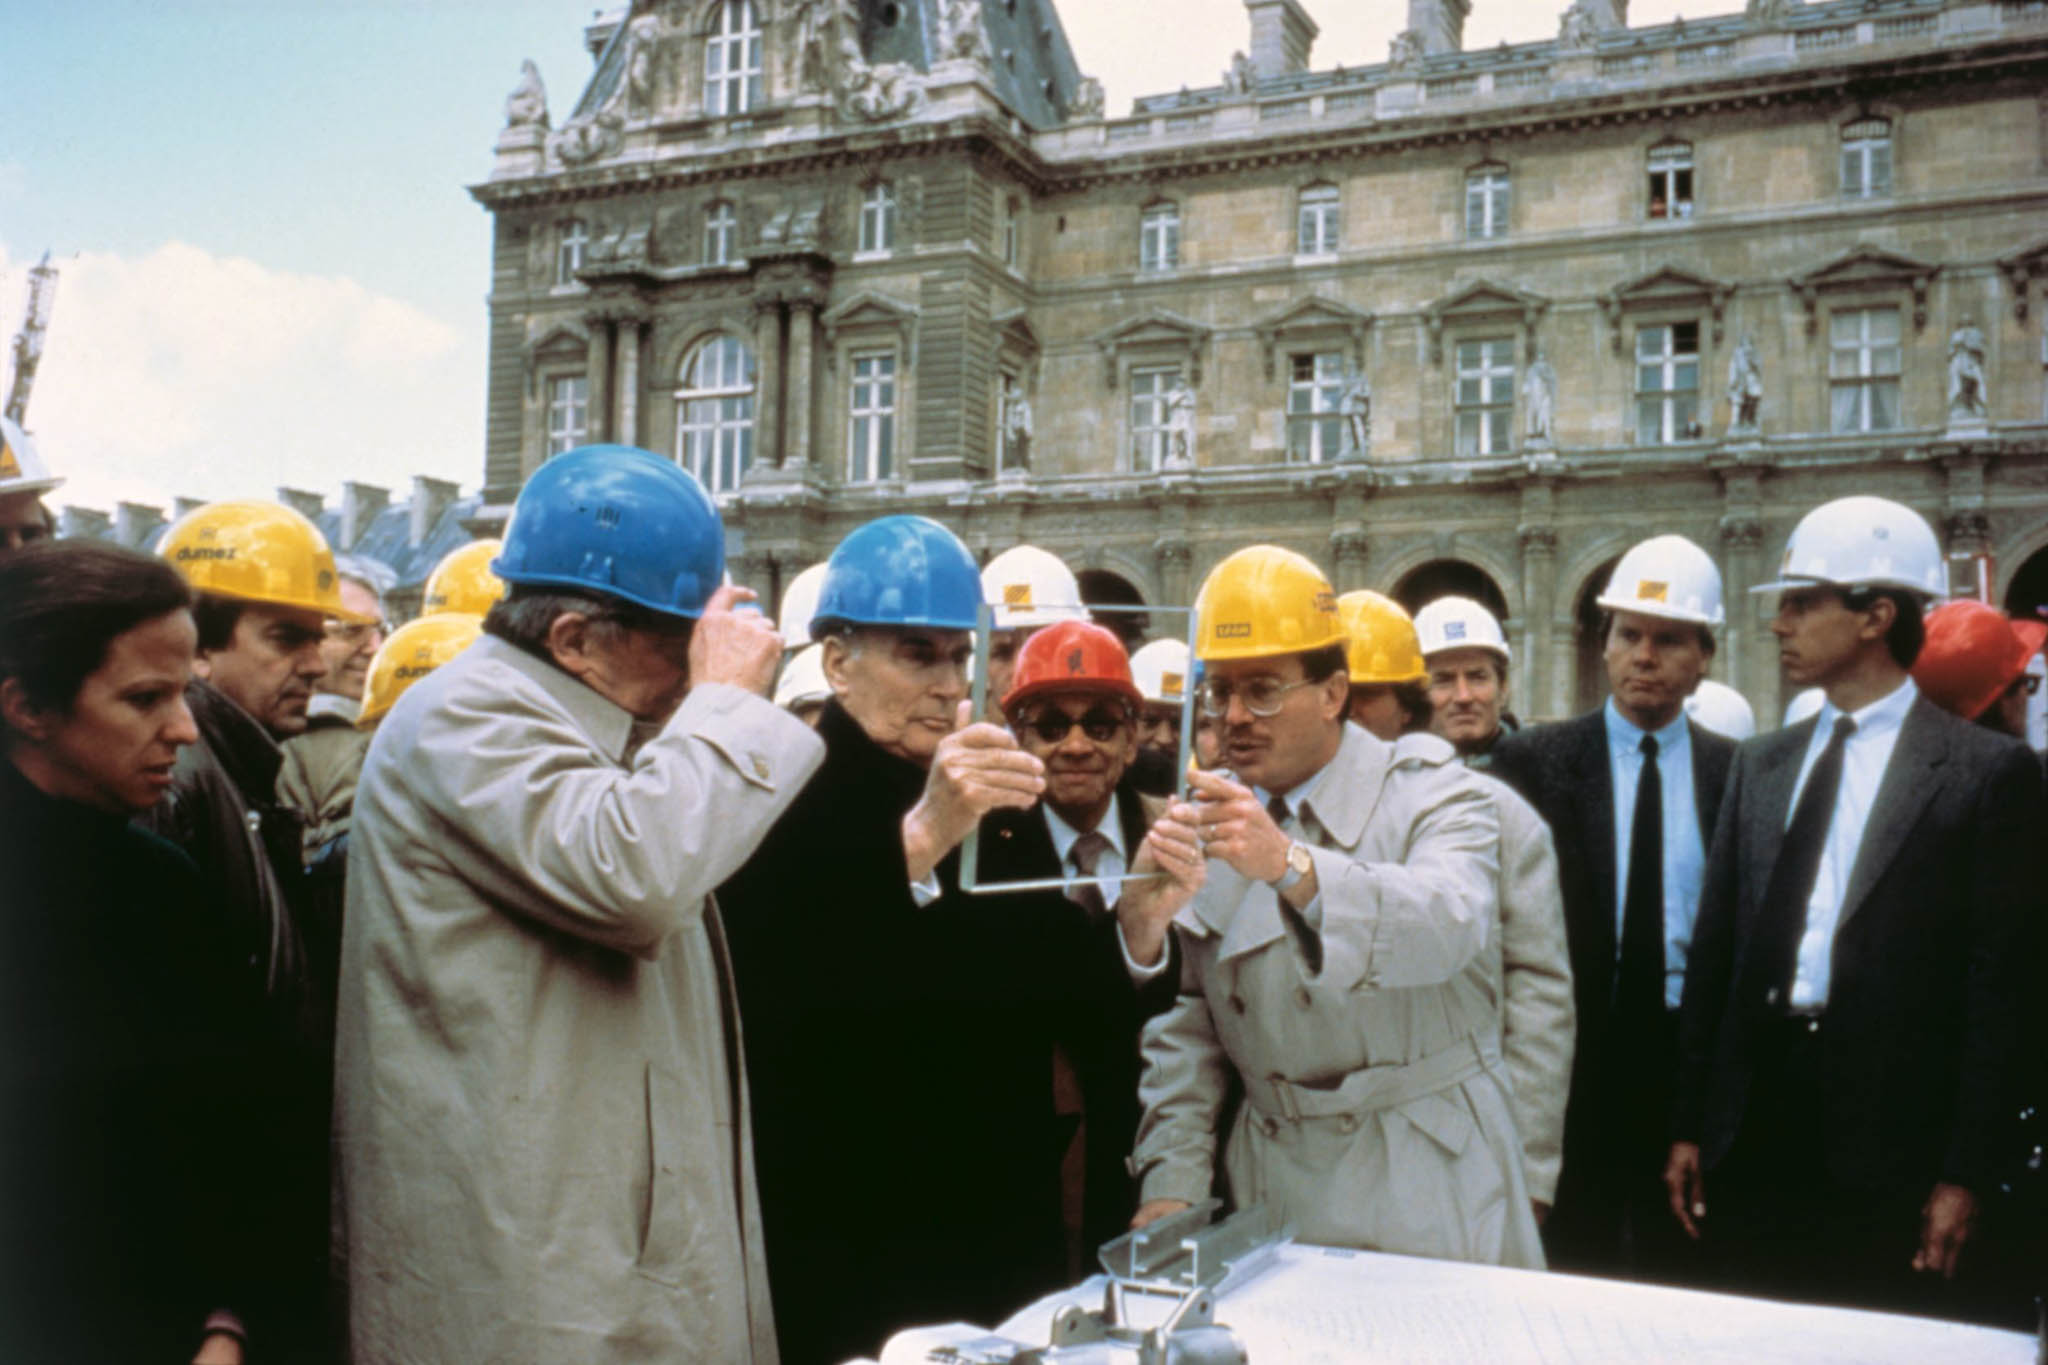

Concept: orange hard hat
[[1003, 619, 1142, 715], [1912, 600, 2047, 721]]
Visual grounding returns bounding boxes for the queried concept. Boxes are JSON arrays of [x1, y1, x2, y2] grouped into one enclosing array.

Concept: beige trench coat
[[1134, 723, 1545, 1268], [334, 637, 822, 1364]]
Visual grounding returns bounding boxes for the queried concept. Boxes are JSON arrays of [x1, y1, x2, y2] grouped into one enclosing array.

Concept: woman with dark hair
[[0, 541, 267, 1364]]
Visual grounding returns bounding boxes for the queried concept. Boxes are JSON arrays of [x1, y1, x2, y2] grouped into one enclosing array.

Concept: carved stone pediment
[[1422, 281, 1548, 364], [1996, 235, 2048, 322], [1254, 296, 1374, 380], [992, 307, 1040, 357], [527, 321, 591, 359], [1789, 244, 1939, 334], [1598, 265, 1735, 352], [821, 290, 920, 366], [1091, 310, 1212, 388]]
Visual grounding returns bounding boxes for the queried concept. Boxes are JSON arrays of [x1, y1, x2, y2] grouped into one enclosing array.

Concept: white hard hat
[[773, 643, 831, 711], [1129, 638, 1191, 707], [1752, 495, 1946, 599], [982, 545, 1084, 630], [1685, 678, 1756, 740], [1413, 595, 1512, 665], [1596, 534, 1724, 628], [0, 416, 62, 496], [777, 563, 828, 645], [1783, 687, 1826, 727]]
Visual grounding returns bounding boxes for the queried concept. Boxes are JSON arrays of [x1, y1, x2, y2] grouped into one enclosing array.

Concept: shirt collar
[[1603, 696, 1692, 757], [1815, 675, 1917, 740], [1255, 752, 1337, 826], [1043, 795, 1128, 866]]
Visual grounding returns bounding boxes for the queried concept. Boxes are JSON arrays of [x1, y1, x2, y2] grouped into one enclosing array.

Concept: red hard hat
[[1003, 619, 1143, 715], [1912, 601, 2046, 721]]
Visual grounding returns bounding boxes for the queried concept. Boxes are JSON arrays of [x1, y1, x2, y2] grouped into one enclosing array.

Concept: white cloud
[[0, 240, 481, 516]]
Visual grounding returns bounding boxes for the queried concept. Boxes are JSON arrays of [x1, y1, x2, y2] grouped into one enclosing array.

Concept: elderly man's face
[[317, 579, 386, 701], [826, 627, 971, 766], [0, 491, 52, 553], [1012, 688, 1136, 830], [1427, 647, 1506, 749]]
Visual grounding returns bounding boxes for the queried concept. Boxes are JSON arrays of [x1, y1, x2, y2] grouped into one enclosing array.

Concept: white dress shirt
[[1604, 700, 1705, 1008], [1785, 676, 1917, 1011], [1044, 799, 1130, 906]]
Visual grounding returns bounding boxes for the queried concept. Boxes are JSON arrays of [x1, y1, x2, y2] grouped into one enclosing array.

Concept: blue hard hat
[[493, 445, 724, 620], [811, 515, 981, 640]]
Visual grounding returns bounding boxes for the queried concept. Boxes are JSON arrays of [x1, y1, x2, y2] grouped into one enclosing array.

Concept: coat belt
[[1246, 1034, 1501, 1126]]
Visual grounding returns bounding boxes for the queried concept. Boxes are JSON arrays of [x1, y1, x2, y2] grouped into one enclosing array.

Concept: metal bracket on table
[[1010, 1201, 1290, 1365]]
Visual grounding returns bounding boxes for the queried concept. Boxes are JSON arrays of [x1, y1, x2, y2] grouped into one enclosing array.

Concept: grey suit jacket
[[1672, 696, 2043, 1192]]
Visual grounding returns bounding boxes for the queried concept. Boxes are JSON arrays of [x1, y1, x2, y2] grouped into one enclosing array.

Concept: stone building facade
[[471, 0, 2048, 724]]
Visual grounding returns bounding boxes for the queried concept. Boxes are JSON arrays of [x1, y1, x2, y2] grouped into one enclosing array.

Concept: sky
[[1, 0, 1708, 516]]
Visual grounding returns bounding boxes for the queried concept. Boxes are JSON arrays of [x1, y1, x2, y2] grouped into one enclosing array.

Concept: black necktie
[[1617, 734, 1665, 1020], [1757, 715, 1858, 1012], [1267, 794, 1292, 829], [1068, 830, 1111, 920]]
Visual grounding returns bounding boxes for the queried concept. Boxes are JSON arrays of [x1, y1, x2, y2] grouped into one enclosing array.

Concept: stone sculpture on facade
[[1068, 76, 1106, 119], [833, 24, 926, 122], [1222, 51, 1255, 95], [795, 0, 840, 92], [1388, 29, 1427, 73], [939, 0, 992, 65], [1746, 0, 1793, 24], [1524, 351, 1558, 443], [1000, 377, 1034, 474], [505, 60, 550, 128], [1162, 376, 1196, 470], [1727, 331, 1764, 434], [1558, 2, 1600, 52], [1948, 317, 1989, 423], [1339, 369, 1372, 458]]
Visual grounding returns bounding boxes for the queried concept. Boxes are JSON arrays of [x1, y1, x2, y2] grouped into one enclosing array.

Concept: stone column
[[615, 318, 643, 448], [753, 301, 785, 472], [1153, 535, 1193, 608], [1719, 513, 1768, 723], [783, 300, 818, 472], [1329, 528, 1370, 594], [1518, 523, 1560, 721], [584, 320, 614, 445], [1942, 453, 1992, 601]]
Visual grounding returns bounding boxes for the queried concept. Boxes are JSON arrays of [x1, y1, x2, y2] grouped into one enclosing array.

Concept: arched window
[[1464, 164, 1509, 240], [705, 0, 762, 116], [1297, 184, 1340, 256], [704, 200, 738, 266], [1841, 116, 1892, 199], [859, 182, 897, 254], [675, 334, 756, 493]]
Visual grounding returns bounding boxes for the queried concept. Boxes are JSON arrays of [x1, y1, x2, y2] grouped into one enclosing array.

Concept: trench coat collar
[[470, 635, 637, 764], [1188, 721, 1391, 957]]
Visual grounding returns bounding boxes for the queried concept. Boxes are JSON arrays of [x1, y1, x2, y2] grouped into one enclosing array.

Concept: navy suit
[[1493, 712, 1734, 1274]]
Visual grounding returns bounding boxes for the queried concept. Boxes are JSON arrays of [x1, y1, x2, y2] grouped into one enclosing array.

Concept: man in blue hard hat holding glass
[[333, 445, 823, 1365], [720, 514, 1205, 1365]]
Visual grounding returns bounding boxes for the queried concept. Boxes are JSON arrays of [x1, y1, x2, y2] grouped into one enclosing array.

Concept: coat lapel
[[1744, 721, 1810, 893], [1688, 721, 1735, 846], [1835, 699, 1948, 933], [1567, 714, 1619, 971]]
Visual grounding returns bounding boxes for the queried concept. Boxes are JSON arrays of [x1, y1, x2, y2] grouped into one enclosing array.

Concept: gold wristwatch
[[1272, 840, 1313, 895]]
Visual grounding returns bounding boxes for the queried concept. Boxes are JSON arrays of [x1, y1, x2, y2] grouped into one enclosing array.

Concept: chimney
[[410, 476, 460, 547], [1245, 0, 1318, 80], [115, 501, 166, 548], [173, 496, 207, 520], [341, 481, 390, 551], [59, 506, 111, 541], [1407, 0, 1472, 54], [278, 487, 327, 523]]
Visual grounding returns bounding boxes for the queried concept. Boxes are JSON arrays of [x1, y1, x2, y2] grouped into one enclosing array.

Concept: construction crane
[[5, 252, 59, 426]]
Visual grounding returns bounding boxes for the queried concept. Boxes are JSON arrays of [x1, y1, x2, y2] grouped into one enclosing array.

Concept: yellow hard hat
[[357, 612, 482, 728], [1337, 590, 1427, 685], [1194, 545, 1342, 663], [159, 500, 370, 622], [423, 539, 507, 616]]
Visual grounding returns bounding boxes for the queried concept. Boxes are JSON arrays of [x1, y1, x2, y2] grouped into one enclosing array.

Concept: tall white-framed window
[[1465, 164, 1510, 240], [704, 201, 738, 266], [859, 182, 897, 254], [1129, 366, 1178, 469], [546, 375, 589, 455], [1001, 196, 1021, 268], [675, 334, 756, 493], [847, 352, 897, 482], [1648, 141, 1695, 220], [1841, 117, 1893, 199], [1634, 322, 1702, 444], [1297, 184, 1340, 256], [1454, 338, 1515, 456], [1287, 352, 1347, 463], [705, 0, 763, 117], [1829, 307, 1902, 434], [1139, 203, 1180, 274], [556, 218, 589, 286]]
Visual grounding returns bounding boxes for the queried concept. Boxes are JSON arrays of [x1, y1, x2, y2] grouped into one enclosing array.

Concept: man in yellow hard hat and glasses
[[1130, 545, 1544, 1268]]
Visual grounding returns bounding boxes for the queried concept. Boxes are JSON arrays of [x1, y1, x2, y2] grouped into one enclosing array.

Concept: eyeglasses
[[1197, 676, 1317, 718], [1018, 707, 1129, 744], [2007, 674, 2042, 698], [325, 620, 390, 645]]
